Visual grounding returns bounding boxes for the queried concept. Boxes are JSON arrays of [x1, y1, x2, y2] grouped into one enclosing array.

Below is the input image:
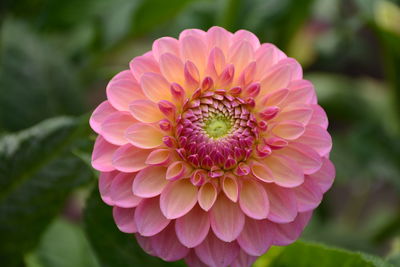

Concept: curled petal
[[112, 144, 151, 172], [180, 36, 207, 76], [110, 172, 142, 208], [239, 179, 269, 219], [207, 26, 232, 52], [210, 194, 245, 242], [293, 177, 323, 212], [152, 37, 180, 60], [274, 142, 322, 175], [166, 161, 192, 180], [262, 155, 304, 188], [140, 72, 172, 102], [271, 121, 305, 140], [264, 184, 298, 223], [132, 166, 168, 198], [92, 136, 118, 172], [130, 54, 160, 81], [98, 171, 118, 205], [198, 182, 218, 211], [230, 250, 257, 267], [107, 77, 145, 111], [159, 53, 184, 84], [145, 148, 171, 165], [150, 223, 190, 261], [113, 207, 137, 233], [222, 175, 239, 202], [134, 197, 170, 236], [296, 124, 332, 156], [101, 112, 136, 145], [176, 205, 210, 248], [271, 211, 313, 246], [129, 99, 164, 123], [126, 123, 164, 149], [90, 101, 117, 134], [307, 157, 335, 193], [195, 232, 240, 267], [237, 218, 274, 256], [160, 179, 198, 219]]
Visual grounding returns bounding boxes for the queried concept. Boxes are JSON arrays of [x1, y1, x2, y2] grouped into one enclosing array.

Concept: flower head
[[90, 26, 335, 267]]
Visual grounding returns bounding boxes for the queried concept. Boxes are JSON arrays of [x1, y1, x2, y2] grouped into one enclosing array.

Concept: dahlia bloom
[[90, 27, 335, 267]]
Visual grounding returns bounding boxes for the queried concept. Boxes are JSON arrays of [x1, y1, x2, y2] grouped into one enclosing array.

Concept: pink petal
[[228, 41, 254, 76], [195, 232, 240, 267], [237, 218, 274, 256], [239, 179, 269, 219], [98, 171, 118, 205], [180, 36, 207, 76], [125, 123, 164, 149], [232, 30, 260, 50], [107, 77, 145, 111], [145, 148, 171, 165], [159, 53, 184, 84], [262, 155, 305, 188], [152, 37, 180, 60], [264, 184, 298, 223], [175, 205, 210, 248], [259, 88, 289, 107], [206, 26, 232, 53], [307, 157, 335, 193], [210, 194, 245, 242], [132, 166, 168, 198], [185, 251, 209, 267], [308, 104, 329, 129], [271, 120, 305, 140], [113, 207, 137, 233], [129, 99, 164, 123], [160, 179, 198, 219], [255, 44, 286, 79], [130, 54, 160, 81], [179, 29, 206, 41], [294, 177, 323, 212], [140, 72, 172, 102], [206, 47, 226, 79], [135, 234, 156, 256], [150, 223, 189, 261], [274, 104, 313, 125], [275, 142, 322, 175], [251, 160, 274, 183], [90, 101, 117, 134], [260, 58, 302, 95], [271, 211, 312, 246], [112, 144, 151, 172], [198, 182, 218, 211], [296, 124, 332, 156], [230, 250, 257, 267], [281, 79, 316, 106], [222, 175, 239, 202], [101, 112, 136, 145], [110, 172, 142, 208], [92, 136, 118, 172], [134, 197, 170, 236]]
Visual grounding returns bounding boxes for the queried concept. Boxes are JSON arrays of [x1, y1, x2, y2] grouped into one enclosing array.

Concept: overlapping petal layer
[[90, 26, 335, 267]]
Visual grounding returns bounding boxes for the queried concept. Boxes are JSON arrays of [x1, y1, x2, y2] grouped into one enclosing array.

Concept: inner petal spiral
[[176, 91, 257, 170]]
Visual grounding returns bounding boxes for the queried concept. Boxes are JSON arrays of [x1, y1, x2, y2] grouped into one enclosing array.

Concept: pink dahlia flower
[[90, 27, 335, 267]]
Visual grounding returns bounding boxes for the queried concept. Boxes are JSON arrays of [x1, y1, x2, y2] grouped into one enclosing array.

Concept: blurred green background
[[1, 0, 400, 266]]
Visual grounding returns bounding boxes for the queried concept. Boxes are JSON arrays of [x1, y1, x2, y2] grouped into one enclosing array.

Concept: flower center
[[204, 115, 232, 139], [175, 91, 257, 170]]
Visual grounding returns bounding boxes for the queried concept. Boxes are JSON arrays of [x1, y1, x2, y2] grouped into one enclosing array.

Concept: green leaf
[[0, 116, 94, 266], [0, 19, 85, 132], [254, 241, 393, 267], [131, 0, 196, 36], [84, 189, 185, 267], [25, 218, 99, 267]]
